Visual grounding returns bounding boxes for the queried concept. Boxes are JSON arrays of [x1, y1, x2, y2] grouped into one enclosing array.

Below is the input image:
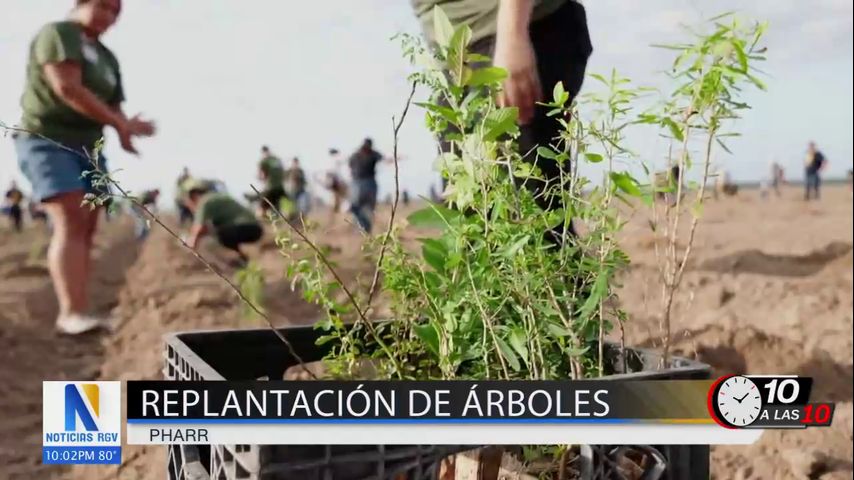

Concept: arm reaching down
[[493, 0, 541, 125], [187, 223, 208, 250]]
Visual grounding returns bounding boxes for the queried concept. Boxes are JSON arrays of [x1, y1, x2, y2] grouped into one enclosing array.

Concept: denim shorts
[[14, 133, 109, 203]]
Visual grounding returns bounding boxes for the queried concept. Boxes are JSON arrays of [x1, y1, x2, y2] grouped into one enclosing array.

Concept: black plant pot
[[162, 326, 710, 480]]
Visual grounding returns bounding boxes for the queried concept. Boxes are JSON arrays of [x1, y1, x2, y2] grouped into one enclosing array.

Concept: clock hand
[[734, 392, 750, 403]]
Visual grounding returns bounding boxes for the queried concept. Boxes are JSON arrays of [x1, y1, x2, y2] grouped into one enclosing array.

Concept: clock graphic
[[709, 375, 764, 428]]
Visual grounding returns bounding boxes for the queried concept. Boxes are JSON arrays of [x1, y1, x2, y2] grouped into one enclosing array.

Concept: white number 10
[[763, 379, 800, 404]]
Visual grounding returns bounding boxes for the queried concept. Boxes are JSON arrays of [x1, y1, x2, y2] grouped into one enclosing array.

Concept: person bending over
[[184, 180, 262, 263]]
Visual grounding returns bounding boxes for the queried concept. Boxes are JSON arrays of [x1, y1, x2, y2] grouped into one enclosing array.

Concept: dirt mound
[[698, 241, 852, 277], [668, 325, 852, 402], [67, 222, 333, 480], [0, 221, 140, 480]]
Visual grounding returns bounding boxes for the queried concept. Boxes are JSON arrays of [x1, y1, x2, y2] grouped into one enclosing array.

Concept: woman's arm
[[43, 62, 155, 153], [43, 61, 123, 127]]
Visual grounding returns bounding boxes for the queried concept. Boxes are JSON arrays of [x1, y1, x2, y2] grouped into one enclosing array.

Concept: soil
[[0, 185, 851, 479]]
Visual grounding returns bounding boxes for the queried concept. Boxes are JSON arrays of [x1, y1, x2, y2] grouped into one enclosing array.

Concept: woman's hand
[[493, 29, 541, 125], [115, 114, 156, 154], [493, 0, 540, 125]]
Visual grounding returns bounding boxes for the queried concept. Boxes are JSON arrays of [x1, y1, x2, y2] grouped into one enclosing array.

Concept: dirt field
[[0, 185, 851, 479]]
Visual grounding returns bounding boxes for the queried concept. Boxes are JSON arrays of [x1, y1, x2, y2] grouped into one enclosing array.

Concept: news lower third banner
[[126, 380, 763, 445]]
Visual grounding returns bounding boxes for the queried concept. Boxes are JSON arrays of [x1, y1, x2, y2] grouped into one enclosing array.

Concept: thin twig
[[366, 81, 417, 308], [465, 262, 510, 379], [252, 185, 403, 377]]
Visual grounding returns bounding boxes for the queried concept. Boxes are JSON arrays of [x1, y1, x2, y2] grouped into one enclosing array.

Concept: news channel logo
[[707, 375, 835, 430], [42, 381, 122, 465]]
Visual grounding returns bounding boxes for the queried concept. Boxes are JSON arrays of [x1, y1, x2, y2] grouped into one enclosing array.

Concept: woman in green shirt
[[14, 0, 156, 334]]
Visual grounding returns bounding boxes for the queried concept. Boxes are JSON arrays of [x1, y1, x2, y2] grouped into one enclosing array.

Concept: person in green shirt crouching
[[184, 180, 263, 263]]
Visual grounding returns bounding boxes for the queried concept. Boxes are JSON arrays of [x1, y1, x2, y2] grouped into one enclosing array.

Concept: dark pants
[[805, 170, 821, 200], [5, 204, 22, 232], [176, 201, 193, 226], [262, 187, 286, 211], [441, 1, 592, 239], [216, 223, 263, 260], [350, 178, 378, 233]]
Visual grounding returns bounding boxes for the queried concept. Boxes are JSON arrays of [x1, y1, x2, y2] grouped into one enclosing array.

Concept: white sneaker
[[55, 314, 107, 335]]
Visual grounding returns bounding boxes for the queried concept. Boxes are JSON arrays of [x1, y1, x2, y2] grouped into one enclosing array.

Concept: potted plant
[[88, 7, 765, 480]]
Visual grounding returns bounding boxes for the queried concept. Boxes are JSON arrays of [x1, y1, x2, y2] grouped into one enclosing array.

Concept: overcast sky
[[2, 0, 852, 203]]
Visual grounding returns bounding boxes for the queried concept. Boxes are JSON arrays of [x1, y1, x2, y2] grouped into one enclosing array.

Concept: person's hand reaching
[[116, 114, 156, 155], [493, 27, 541, 125]]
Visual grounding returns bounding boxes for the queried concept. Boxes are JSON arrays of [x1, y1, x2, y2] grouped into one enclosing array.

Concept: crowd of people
[[3, 0, 850, 337]]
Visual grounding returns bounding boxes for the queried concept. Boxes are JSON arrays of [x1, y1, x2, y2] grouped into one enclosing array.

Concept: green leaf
[[407, 203, 462, 229], [536, 146, 557, 160], [315, 334, 338, 346], [588, 72, 609, 85], [495, 337, 521, 371], [565, 345, 591, 357], [584, 153, 604, 163], [508, 327, 529, 364], [415, 102, 459, 123], [733, 41, 749, 72], [662, 118, 684, 141], [552, 81, 569, 105], [715, 137, 733, 154], [447, 25, 473, 85], [414, 323, 441, 357], [609, 171, 643, 197], [484, 107, 519, 141], [502, 234, 530, 257], [467, 66, 507, 87], [546, 323, 572, 338], [467, 52, 492, 63], [423, 271, 441, 289], [432, 5, 454, 49], [419, 238, 447, 272], [746, 73, 767, 91], [577, 271, 610, 321]]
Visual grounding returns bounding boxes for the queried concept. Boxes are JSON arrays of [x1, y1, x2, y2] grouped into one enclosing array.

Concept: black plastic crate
[[163, 326, 711, 480]]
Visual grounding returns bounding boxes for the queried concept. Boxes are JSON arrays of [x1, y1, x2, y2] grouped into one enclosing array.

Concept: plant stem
[[254, 186, 403, 378], [366, 81, 418, 308]]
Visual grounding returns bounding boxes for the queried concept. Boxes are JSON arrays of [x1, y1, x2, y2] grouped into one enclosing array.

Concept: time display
[[713, 375, 763, 427]]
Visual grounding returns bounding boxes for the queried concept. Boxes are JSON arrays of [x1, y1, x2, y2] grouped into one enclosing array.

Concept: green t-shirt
[[20, 21, 124, 148], [259, 155, 284, 190], [411, 0, 568, 45], [194, 193, 258, 231]]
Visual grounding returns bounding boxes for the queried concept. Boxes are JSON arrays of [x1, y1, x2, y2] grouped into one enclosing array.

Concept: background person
[[804, 141, 827, 201], [3, 181, 25, 232], [184, 180, 263, 264], [175, 166, 193, 226], [29, 200, 49, 225], [284, 157, 309, 219], [347, 138, 394, 233], [131, 188, 159, 240], [255, 145, 285, 216], [13, 0, 155, 334], [315, 170, 348, 222]]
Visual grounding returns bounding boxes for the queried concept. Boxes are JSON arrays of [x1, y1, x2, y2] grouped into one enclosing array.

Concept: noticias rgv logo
[[65, 383, 100, 431], [42, 381, 122, 465], [44, 383, 111, 443]]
